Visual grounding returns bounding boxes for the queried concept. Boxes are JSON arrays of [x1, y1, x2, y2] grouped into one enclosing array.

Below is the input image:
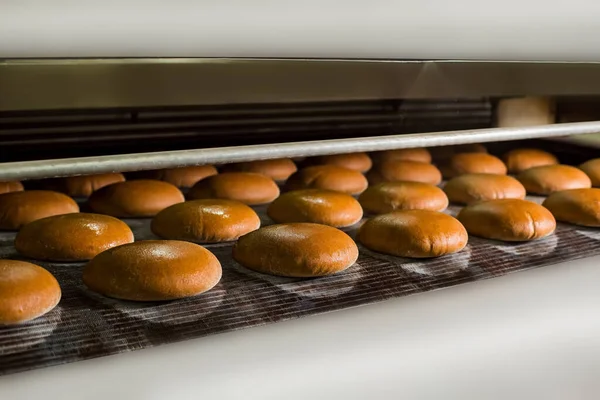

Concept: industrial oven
[[3, 2, 600, 399]]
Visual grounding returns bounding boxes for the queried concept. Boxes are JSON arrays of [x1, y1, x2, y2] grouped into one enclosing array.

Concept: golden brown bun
[[579, 158, 600, 187], [88, 180, 184, 217], [502, 149, 559, 173], [151, 199, 260, 243], [430, 144, 487, 163], [0, 190, 79, 230], [44, 173, 126, 197], [188, 172, 279, 205], [0, 260, 61, 325], [443, 174, 526, 205], [443, 153, 507, 178], [359, 182, 448, 214], [267, 189, 363, 227], [15, 213, 134, 261], [357, 210, 467, 258], [221, 159, 297, 181], [496, 97, 555, 127], [517, 165, 592, 195], [233, 223, 358, 277], [457, 199, 556, 241], [0, 181, 24, 195], [136, 166, 218, 188], [367, 160, 442, 185], [286, 165, 368, 195], [306, 152, 372, 172], [373, 148, 432, 164], [83, 240, 222, 301], [542, 188, 600, 227]]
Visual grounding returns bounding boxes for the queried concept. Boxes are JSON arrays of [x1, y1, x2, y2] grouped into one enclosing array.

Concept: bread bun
[[0, 181, 24, 195], [357, 210, 467, 258], [188, 172, 279, 205], [221, 159, 297, 181], [88, 180, 184, 217], [542, 188, 600, 227], [233, 223, 358, 277], [44, 173, 125, 197], [443, 153, 507, 178], [0, 260, 61, 325], [151, 199, 260, 243], [444, 174, 526, 205], [373, 148, 431, 163], [83, 240, 222, 301], [286, 165, 368, 195], [267, 189, 363, 227], [359, 182, 448, 214], [367, 160, 442, 185], [430, 144, 487, 163], [15, 213, 134, 261], [457, 199, 556, 241], [136, 166, 218, 188], [496, 97, 554, 127], [0, 191, 79, 230], [306, 152, 372, 172], [579, 158, 600, 187], [517, 165, 592, 195], [503, 149, 558, 173]]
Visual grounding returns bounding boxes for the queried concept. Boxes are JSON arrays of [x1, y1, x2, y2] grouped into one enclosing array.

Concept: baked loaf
[[502, 149, 558, 173], [146, 166, 218, 188], [359, 182, 448, 214], [443, 174, 526, 205], [357, 210, 467, 258], [430, 144, 487, 163], [443, 153, 507, 178], [517, 165, 591, 195], [0, 190, 79, 230], [221, 159, 297, 181], [367, 160, 442, 185], [15, 213, 134, 261], [457, 199, 556, 241], [0, 181, 23, 195], [542, 188, 600, 227], [306, 152, 372, 172], [88, 180, 184, 217], [579, 158, 600, 187], [373, 148, 432, 164], [0, 260, 61, 325], [286, 165, 368, 195], [233, 223, 358, 277], [45, 173, 125, 197], [496, 97, 555, 127], [83, 240, 222, 301], [267, 189, 363, 227], [152, 199, 261, 243], [188, 172, 280, 205]]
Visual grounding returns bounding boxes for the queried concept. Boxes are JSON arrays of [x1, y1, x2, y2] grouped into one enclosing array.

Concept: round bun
[[140, 166, 218, 188], [0, 181, 24, 195], [267, 189, 363, 227], [444, 174, 526, 205], [15, 213, 134, 261], [373, 148, 431, 164], [0, 191, 79, 230], [286, 165, 368, 195], [357, 210, 467, 258], [83, 240, 222, 301], [221, 159, 297, 181], [0, 260, 61, 325], [517, 165, 592, 195], [233, 223, 358, 277], [542, 188, 600, 227], [188, 172, 279, 205], [359, 182, 448, 214], [44, 173, 126, 197], [430, 144, 487, 163], [503, 148, 558, 173], [306, 152, 372, 172], [152, 199, 260, 243], [443, 153, 507, 178], [88, 180, 184, 217], [367, 160, 442, 185], [457, 199, 556, 241], [579, 158, 600, 187]]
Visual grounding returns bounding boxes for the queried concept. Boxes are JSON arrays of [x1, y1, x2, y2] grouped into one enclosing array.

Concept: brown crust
[[148, 165, 218, 188], [517, 165, 592, 195], [430, 144, 487, 163], [88, 180, 184, 217], [0, 181, 24, 195], [267, 189, 363, 227], [286, 165, 368, 195], [306, 153, 373, 172], [221, 159, 297, 181], [502, 148, 558, 173], [357, 210, 467, 258], [188, 172, 280, 205], [443, 153, 507, 178], [15, 213, 134, 261], [457, 199, 556, 241], [542, 188, 600, 227], [0, 190, 79, 230], [0, 260, 61, 325], [372, 148, 432, 164], [359, 182, 448, 214], [83, 240, 222, 301], [233, 223, 358, 277], [366, 160, 442, 185], [443, 174, 526, 205], [44, 173, 126, 197], [579, 158, 600, 187], [151, 199, 261, 243]]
